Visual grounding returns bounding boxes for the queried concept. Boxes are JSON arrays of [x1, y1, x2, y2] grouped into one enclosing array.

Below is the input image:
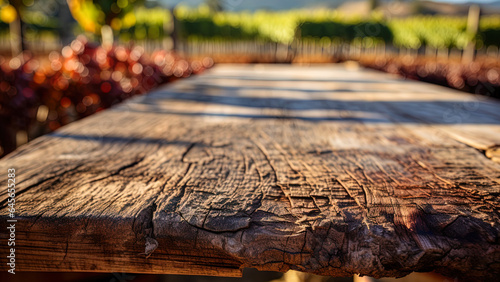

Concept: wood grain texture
[[0, 64, 499, 279]]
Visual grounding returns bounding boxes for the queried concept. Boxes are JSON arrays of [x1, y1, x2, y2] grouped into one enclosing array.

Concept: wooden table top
[[1, 64, 499, 280]]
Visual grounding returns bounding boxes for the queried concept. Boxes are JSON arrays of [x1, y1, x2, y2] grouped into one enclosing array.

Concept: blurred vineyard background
[[2, 1, 500, 56], [1, 0, 500, 159]]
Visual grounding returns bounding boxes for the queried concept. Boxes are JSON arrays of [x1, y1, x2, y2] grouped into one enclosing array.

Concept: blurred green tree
[[68, 0, 145, 46], [1, 0, 78, 55], [0, 0, 26, 55]]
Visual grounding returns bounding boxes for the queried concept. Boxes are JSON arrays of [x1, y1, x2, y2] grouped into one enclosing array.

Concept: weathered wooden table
[[1, 64, 499, 280]]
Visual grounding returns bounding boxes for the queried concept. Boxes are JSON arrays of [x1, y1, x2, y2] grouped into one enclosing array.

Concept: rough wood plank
[[0, 64, 499, 280]]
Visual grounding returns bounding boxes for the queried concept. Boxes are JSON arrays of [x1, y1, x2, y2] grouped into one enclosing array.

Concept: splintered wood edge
[[0, 216, 243, 277]]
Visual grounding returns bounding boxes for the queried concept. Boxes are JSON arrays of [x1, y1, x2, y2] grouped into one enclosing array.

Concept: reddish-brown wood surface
[[0, 64, 499, 279]]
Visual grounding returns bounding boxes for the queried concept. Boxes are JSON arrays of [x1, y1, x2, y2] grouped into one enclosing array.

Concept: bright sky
[[436, 0, 497, 2], [156, 0, 500, 10]]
